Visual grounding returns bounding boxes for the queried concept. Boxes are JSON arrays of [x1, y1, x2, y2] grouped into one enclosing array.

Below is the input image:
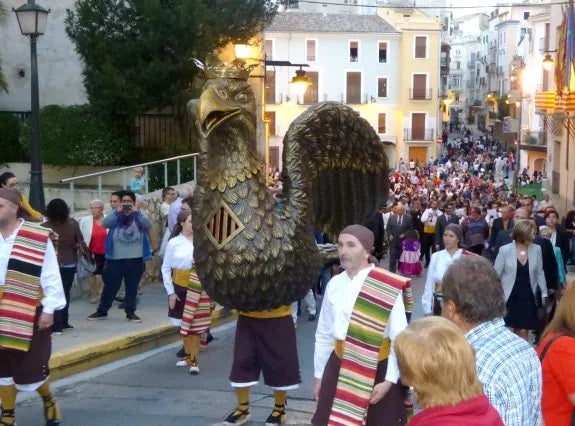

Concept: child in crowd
[[130, 167, 146, 195], [398, 230, 422, 277]]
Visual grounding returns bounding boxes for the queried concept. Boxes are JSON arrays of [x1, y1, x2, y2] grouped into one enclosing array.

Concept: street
[[16, 269, 426, 426]]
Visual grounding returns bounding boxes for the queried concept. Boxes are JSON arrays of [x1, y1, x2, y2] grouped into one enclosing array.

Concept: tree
[[0, 1, 8, 92], [65, 0, 277, 143]]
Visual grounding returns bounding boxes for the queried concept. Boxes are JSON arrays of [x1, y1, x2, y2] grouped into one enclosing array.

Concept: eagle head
[[196, 78, 256, 139]]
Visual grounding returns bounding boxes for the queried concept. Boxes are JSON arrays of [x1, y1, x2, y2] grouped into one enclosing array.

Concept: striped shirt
[[466, 318, 542, 426]]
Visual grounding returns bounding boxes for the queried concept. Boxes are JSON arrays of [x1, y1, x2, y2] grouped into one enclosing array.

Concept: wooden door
[[409, 147, 427, 165]]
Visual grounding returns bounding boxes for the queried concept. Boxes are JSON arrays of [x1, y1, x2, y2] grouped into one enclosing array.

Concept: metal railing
[[403, 128, 435, 141], [409, 88, 432, 100], [522, 132, 547, 146], [61, 153, 199, 212]]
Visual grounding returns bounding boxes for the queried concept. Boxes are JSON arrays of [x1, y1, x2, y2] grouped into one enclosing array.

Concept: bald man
[[0, 189, 65, 425]]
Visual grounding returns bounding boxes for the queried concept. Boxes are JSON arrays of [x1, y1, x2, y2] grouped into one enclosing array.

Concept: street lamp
[[509, 56, 526, 193], [14, 0, 49, 212]]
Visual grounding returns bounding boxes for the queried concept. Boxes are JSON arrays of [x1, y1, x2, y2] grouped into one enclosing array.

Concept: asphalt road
[[16, 268, 426, 426]]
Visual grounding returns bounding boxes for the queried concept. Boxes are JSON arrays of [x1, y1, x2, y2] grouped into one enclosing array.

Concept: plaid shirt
[[466, 318, 542, 426]]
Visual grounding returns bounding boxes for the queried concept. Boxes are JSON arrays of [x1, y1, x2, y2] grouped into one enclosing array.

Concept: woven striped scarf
[[180, 268, 212, 337], [0, 222, 50, 351], [328, 267, 410, 426]]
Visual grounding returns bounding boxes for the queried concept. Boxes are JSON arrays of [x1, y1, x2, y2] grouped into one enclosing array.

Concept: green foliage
[[497, 95, 510, 120], [0, 114, 25, 163], [65, 0, 277, 122], [20, 105, 131, 166]]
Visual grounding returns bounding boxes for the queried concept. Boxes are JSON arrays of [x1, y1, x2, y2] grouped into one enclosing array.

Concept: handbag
[[78, 255, 96, 277], [538, 333, 575, 426]]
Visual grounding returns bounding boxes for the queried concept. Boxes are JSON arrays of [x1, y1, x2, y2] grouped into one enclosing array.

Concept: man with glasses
[[440, 256, 542, 426]]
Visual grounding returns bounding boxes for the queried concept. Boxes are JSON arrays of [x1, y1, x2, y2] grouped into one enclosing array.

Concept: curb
[[49, 306, 236, 380]]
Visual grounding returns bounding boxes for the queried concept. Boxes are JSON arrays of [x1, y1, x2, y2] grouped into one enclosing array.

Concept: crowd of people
[[3, 126, 575, 425]]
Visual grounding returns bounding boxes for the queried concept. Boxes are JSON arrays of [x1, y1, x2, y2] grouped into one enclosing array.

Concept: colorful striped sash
[[180, 268, 212, 337], [328, 267, 410, 426], [0, 222, 50, 352]]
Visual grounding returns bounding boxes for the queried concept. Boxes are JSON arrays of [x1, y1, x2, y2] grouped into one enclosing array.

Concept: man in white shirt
[[0, 189, 66, 426], [312, 225, 410, 425]]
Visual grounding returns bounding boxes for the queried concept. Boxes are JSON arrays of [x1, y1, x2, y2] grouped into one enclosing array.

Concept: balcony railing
[[409, 88, 432, 100], [403, 128, 435, 141], [522, 132, 547, 146]]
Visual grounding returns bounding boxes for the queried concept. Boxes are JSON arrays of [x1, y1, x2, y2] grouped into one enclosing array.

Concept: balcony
[[409, 88, 432, 100], [404, 128, 435, 141], [521, 131, 547, 150]]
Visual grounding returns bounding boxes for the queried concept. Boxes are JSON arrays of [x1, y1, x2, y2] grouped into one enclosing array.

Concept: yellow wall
[[378, 8, 442, 164]]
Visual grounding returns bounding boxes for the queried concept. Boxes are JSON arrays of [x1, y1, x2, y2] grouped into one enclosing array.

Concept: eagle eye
[[216, 89, 228, 99], [235, 93, 248, 103]]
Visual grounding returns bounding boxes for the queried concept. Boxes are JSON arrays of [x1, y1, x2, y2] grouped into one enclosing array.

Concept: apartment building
[[263, 12, 401, 167], [378, 7, 442, 165]]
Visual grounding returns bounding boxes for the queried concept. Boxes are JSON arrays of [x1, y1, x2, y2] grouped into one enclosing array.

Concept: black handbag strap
[[539, 333, 566, 362]]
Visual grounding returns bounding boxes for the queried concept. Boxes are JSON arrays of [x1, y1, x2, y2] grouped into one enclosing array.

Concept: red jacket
[[409, 394, 504, 426]]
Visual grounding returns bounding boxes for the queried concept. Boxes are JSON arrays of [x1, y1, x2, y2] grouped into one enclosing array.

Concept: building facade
[[264, 8, 442, 170]]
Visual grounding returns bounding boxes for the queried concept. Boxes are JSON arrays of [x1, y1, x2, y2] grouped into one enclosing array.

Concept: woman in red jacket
[[537, 282, 575, 426], [396, 316, 503, 426]]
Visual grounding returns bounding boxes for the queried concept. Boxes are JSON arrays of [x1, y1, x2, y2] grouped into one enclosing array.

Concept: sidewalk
[[49, 282, 232, 380]]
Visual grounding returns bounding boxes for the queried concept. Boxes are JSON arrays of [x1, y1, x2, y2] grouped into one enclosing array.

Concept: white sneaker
[[176, 360, 188, 367], [189, 360, 199, 375]]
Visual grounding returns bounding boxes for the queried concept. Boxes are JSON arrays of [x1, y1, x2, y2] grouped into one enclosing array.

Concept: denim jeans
[[99, 258, 144, 314], [53, 266, 77, 331]]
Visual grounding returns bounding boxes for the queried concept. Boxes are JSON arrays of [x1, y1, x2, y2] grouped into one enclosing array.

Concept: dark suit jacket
[[489, 217, 514, 249], [364, 211, 385, 259], [493, 232, 558, 290], [386, 214, 413, 250], [554, 226, 570, 272], [435, 214, 461, 249]]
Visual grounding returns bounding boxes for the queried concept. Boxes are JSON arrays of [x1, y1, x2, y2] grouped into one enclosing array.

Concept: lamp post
[[514, 100, 522, 192], [509, 56, 526, 194], [14, 0, 49, 212]]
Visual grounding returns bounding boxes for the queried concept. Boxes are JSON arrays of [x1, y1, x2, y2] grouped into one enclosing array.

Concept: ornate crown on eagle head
[[192, 58, 259, 81]]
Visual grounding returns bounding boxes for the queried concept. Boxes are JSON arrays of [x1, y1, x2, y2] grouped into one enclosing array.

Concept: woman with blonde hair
[[395, 316, 503, 425], [536, 282, 575, 426], [494, 219, 547, 340]]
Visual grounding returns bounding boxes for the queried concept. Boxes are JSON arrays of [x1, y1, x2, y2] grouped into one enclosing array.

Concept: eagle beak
[[196, 88, 241, 137]]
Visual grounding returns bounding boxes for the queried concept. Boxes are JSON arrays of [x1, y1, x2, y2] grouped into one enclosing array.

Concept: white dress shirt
[[0, 220, 65, 314], [314, 264, 407, 383], [161, 234, 194, 296], [421, 248, 463, 314]]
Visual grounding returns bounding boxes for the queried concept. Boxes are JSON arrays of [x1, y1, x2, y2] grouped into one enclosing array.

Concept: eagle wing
[[281, 102, 389, 241]]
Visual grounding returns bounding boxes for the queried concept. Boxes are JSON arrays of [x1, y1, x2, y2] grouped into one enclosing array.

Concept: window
[[412, 74, 428, 99], [378, 42, 388, 63], [349, 41, 359, 62], [303, 71, 319, 104], [306, 40, 316, 62], [346, 72, 361, 104], [264, 111, 276, 135], [378, 113, 386, 134], [415, 36, 427, 59], [377, 78, 388, 97], [265, 70, 276, 104], [523, 11, 530, 20], [264, 40, 273, 60]]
